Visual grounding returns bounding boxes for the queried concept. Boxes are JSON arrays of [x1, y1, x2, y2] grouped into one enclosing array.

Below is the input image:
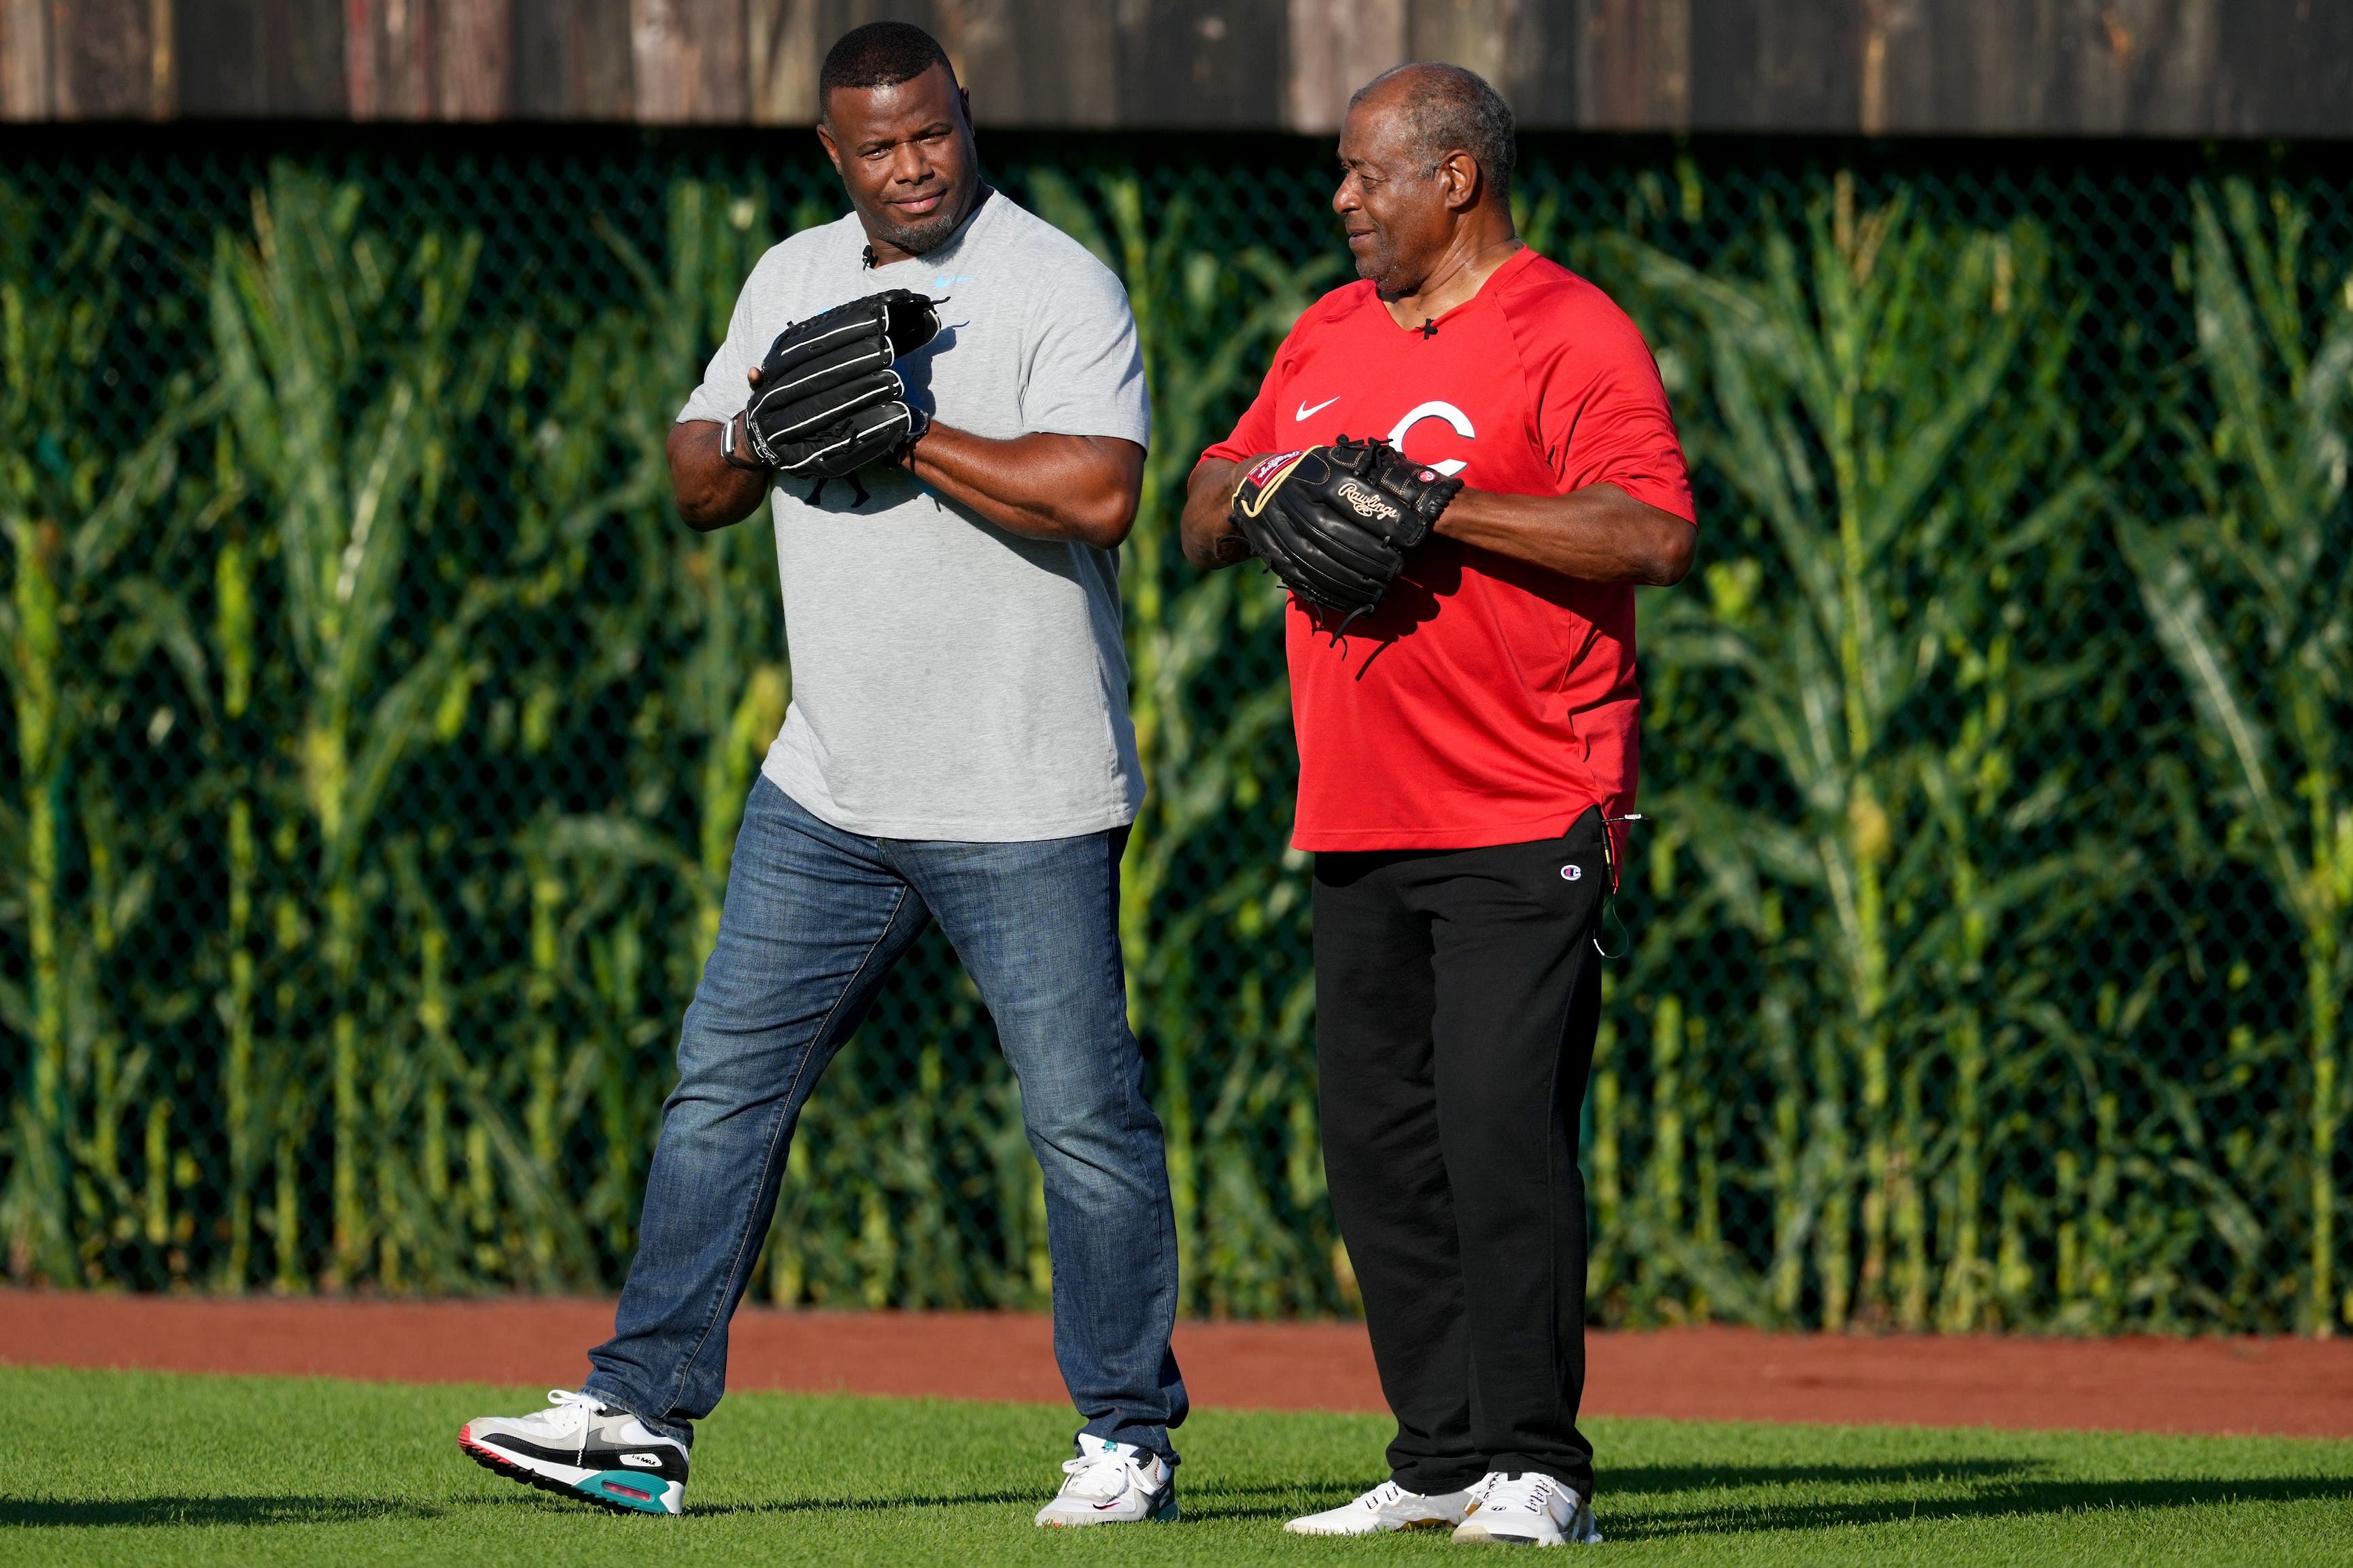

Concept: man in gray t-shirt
[[458, 23, 1183, 1526], [676, 134, 1147, 839]]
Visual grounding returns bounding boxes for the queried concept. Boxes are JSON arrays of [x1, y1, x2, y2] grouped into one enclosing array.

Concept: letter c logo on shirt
[[1386, 401, 1474, 476]]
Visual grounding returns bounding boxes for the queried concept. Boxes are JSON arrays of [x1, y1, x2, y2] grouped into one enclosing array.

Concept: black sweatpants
[[1313, 808, 1607, 1498]]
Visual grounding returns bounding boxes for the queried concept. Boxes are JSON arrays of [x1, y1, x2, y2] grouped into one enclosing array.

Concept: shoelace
[[527, 1389, 608, 1456], [1477, 1473, 1560, 1516], [1059, 1448, 1140, 1501], [1355, 1480, 1409, 1510]]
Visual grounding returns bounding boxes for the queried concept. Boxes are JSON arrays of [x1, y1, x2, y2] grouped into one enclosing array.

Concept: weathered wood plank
[[2091, 0, 2218, 135], [1287, 0, 1406, 135], [2214, 0, 2353, 137], [19, 0, 2353, 133], [1112, 0, 1284, 130], [262, 0, 347, 114], [955, 0, 1122, 128], [348, 0, 432, 118], [1579, 0, 1691, 130], [1863, 0, 1971, 135], [513, 0, 634, 118], [176, 0, 258, 115], [746, 0, 817, 122], [1866, 0, 1998, 135], [439, 0, 514, 118], [1689, 0, 1863, 133], [632, 0, 746, 122], [1860, 0, 2353, 137], [0, 0, 53, 120], [48, 0, 160, 117], [630, 0, 685, 119], [150, 0, 177, 116]]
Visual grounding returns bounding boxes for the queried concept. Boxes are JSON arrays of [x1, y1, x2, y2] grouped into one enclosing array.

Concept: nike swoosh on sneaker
[[1296, 396, 1340, 420]]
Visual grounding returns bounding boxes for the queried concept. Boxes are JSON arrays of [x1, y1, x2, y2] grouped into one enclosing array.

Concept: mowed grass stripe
[[4, 1367, 2351, 1567]]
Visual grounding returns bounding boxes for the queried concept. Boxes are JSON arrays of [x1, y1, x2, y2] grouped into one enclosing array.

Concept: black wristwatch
[[721, 411, 772, 473]]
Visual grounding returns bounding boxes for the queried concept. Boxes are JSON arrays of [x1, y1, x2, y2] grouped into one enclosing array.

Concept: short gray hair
[[1349, 63, 1515, 196]]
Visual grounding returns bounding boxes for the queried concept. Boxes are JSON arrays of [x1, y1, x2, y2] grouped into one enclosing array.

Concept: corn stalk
[[2118, 180, 2353, 1334], [0, 186, 211, 1283], [1608, 177, 2128, 1327], [208, 164, 502, 1288]]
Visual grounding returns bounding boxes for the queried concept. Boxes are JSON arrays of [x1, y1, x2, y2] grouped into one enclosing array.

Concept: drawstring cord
[[1594, 813, 1644, 958]]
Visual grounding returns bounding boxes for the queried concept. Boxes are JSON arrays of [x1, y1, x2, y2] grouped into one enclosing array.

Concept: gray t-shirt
[[679, 193, 1150, 841]]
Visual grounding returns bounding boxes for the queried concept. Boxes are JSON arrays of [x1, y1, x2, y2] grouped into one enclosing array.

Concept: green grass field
[[6, 1366, 2350, 1566]]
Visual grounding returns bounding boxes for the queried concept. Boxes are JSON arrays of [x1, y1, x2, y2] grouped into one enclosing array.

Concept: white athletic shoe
[[1284, 1478, 1479, 1535], [1032, 1433, 1180, 1526], [458, 1389, 688, 1515], [1451, 1471, 1602, 1546]]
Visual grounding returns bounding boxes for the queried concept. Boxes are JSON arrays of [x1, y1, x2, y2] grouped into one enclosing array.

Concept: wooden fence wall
[[2, 1, 2348, 133]]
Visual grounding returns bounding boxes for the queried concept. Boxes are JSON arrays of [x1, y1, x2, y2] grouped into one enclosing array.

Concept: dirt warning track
[[5, 1290, 2350, 1439]]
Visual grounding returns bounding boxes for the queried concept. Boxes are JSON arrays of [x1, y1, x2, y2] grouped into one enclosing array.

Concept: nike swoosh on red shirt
[[1294, 396, 1340, 421]]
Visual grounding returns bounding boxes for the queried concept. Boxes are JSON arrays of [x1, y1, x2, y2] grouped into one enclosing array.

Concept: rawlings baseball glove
[[1228, 436, 1463, 623], [742, 288, 942, 481]]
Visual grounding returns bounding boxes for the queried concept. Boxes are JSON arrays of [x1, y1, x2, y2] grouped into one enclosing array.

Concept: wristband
[[893, 403, 933, 468], [721, 411, 772, 473]]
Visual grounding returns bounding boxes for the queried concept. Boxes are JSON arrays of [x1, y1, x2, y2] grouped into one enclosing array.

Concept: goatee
[[873, 202, 966, 260]]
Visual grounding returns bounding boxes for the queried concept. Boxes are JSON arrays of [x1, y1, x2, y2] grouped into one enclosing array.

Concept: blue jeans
[[585, 778, 1185, 1458]]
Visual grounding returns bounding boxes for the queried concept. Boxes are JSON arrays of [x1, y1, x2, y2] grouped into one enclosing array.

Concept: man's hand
[[1183, 457, 1254, 568]]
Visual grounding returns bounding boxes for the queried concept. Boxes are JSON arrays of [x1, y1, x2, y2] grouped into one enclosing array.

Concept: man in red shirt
[[1186, 63, 1696, 1547]]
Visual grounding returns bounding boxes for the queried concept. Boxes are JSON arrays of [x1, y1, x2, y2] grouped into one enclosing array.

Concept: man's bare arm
[[1435, 483, 1695, 585], [669, 416, 770, 532], [1182, 457, 1254, 569], [905, 429, 1143, 548]]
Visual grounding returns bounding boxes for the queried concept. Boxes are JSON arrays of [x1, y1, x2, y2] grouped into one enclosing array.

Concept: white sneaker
[[458, 1389, 688, 1515], [1285, 1478, 1478, 1535], [1032, 1433, 1180, 1526], [1451, 1471, 1602, 1546]]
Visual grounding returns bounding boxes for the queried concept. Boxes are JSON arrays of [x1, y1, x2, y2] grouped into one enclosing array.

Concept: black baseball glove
[[1227, 436, 1463, 624], [741, 289, 942, 481]]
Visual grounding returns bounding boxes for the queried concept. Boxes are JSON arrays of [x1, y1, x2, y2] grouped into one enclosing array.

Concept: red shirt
[[1202, 249, 1694, 852]]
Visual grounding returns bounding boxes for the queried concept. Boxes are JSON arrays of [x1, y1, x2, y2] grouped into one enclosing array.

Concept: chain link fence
[[0, 126, 2346, 1333]]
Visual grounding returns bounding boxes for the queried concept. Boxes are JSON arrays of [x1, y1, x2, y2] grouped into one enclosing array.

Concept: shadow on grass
[[676, 1468, 2353, 1532], [6, 1487, 1074, 1527], [0, 1497, 449, 1529], [667, 1490, 1042, 1518], [1154, 1462, 2053, 1525], [20, 1467, 2350, 1535], [1605, 1474, 2353, 1540], [680, 1488, 1360, 1523], [1607, 1459, 2046, 1495]]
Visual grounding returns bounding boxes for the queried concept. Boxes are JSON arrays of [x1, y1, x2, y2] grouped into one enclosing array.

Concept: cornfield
[[0, 130, 2346, 1333]]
